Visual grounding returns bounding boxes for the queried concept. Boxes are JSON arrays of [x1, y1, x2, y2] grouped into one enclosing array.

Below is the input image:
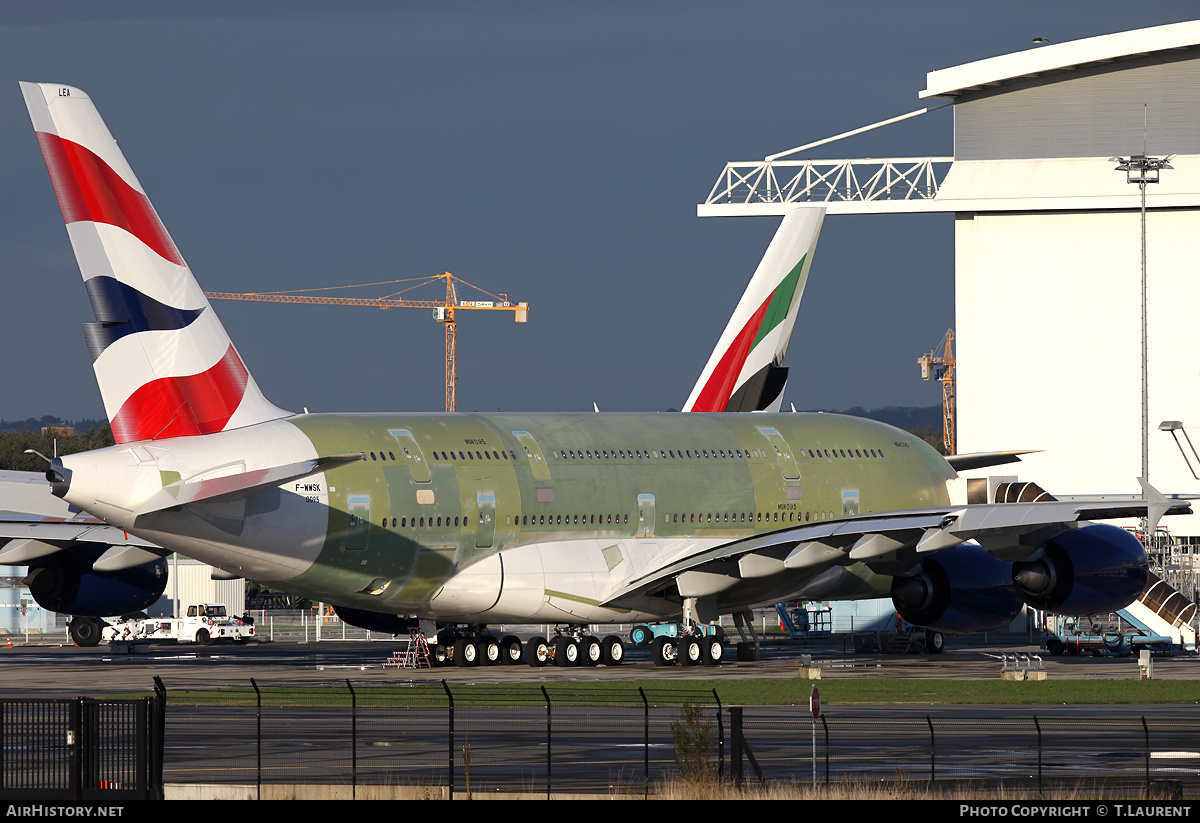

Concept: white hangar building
[[700, 20, 1200, 538]]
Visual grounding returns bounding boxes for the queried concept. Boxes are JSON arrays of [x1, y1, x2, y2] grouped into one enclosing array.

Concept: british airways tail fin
[[21, 82, 289, 443], [684, 207, 824, 413]]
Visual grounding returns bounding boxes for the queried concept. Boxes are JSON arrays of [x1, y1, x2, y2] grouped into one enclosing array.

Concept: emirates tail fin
[[684, 207, 824, 413]]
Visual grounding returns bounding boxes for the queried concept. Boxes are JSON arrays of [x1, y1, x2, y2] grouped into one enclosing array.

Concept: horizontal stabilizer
[[133, 452, 364, 516]]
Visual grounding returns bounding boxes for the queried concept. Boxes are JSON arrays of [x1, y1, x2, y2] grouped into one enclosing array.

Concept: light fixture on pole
[[1158, 420, 1200, 480], [1110, 152, 1172, 489]]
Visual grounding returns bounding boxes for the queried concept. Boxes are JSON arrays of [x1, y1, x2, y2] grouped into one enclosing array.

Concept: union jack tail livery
[[21, 82, 288, 443], [684, 207, 824, 413]]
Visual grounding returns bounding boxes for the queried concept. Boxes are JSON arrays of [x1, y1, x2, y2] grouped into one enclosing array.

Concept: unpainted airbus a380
[[5, 82, 1186, 665]]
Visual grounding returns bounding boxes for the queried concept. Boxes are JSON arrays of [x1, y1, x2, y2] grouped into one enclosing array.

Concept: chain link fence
[[154, 679, 1199, 799]]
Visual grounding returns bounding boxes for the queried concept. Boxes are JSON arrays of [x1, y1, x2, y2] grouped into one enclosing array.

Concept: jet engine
[[1012, 523, 1148, 614], [891, 544, 1023, 633], [23, 549, 167, 617]]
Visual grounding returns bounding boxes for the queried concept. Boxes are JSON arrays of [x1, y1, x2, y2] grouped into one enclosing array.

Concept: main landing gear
[[429, 615, 728, 668], [633, 624, 726, 667], [430, 625, 626, 668]]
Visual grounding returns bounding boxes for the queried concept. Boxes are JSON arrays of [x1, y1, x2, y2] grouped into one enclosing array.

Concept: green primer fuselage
[[283, 411, 956, 620]]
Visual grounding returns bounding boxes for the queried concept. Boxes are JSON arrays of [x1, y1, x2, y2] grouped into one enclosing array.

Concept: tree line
[[0, 426, 115, 472]]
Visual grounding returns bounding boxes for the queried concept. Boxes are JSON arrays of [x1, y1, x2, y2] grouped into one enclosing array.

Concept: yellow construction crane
[[205, 272, 528, 412], [918, 328, 955, 455]]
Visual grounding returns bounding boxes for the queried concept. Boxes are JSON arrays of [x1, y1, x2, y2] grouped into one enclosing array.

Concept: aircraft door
[[346, 495, 370, 551], [637, 493, 655, 538], [389, 430, 431, 483], [476, 492, 496, 548], [759, 428, 801, 480], [512, 431, 551, 482], [842, 488, 860, 517]]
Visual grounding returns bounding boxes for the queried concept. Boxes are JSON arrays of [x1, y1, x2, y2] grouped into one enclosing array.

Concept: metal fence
[[731, 709, 1194, 799], [159, 679, 718, 798], [0, 696, 164, 800], [155, 679, 1200, 799]]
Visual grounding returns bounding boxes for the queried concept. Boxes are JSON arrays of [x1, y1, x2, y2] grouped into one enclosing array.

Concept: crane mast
[[918, 328, 955, 455], [205, 272, 529, 412]]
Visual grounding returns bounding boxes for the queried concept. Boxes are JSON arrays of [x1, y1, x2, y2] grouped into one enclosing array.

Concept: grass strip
[[134, 677, 1200, 707]]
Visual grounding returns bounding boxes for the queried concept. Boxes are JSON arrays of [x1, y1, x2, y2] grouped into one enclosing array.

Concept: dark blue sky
[[0, 2, 1193, 421]]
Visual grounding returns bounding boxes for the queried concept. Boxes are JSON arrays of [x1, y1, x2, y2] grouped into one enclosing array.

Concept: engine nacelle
[[1012, 523, 1148, 614], [23, 549, 167, 617], [891, 544, 1023, 633], [334, 605, 420, 635]]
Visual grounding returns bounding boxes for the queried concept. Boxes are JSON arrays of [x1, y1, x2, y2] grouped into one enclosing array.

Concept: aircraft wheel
[[454, 638, 479, 667], [432, 643, 450, 666], [555, 636, 580, 667], [500, 635, 523, 665], [602, 635, 625, 666], [479, 636, 501, 665], [69, 617, 103, 647], [651, 635, 678, 666], [526, 636, 550, 667], [704, 637, 724, 665], [581, 635, 602, 666], [679, 637, 703, 666], [630, 625, 652, 646], [925, 630, 945, 654]]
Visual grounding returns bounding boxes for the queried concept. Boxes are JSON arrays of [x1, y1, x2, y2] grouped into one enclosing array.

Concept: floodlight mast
[[1110, 152, 1173, 492]]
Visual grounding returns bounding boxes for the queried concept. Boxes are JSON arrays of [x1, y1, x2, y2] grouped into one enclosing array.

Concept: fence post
[[1033, 715, 1042, 796], [926, 714, 935, 784], [250, 678, 261, 801], [731, 706, 743, 786], [69, 698, 81, 801], [1143, 716, 1150, 800], [820, 715, 830, 785], [712, 688, 724, 780], [541, 685, 552, 800], [638, 686, 649, 799], [441, 680, 454, 799], [152, 676, 167, 800], [346, 680, 357, 799]]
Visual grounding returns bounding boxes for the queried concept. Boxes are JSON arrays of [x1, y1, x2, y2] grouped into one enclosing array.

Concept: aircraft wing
[[0, 515, 160, 549], [602, 493, 1190, 607]]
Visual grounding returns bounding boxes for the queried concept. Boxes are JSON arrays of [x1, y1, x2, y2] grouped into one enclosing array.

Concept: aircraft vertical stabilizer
[[20, 82, 288, 443], [684, 207, 824, 413]]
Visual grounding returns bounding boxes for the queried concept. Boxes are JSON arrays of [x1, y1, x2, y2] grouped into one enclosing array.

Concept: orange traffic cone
[[6, 637, 11, 647]]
